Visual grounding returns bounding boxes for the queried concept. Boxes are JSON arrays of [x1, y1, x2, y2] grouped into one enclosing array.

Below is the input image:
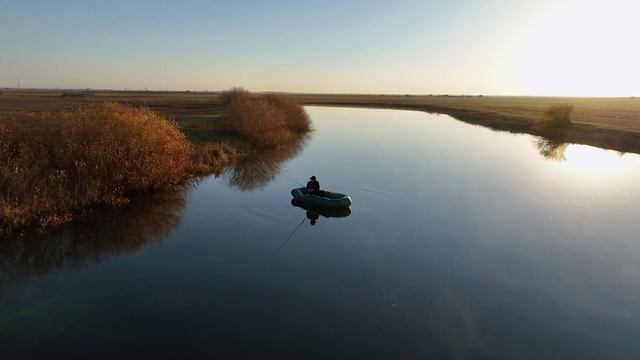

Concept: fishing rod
[[280, 169, 305, 187], [280, 171, 338, 191]]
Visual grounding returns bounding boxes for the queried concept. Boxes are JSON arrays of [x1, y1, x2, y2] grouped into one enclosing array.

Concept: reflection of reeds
[[0, 185, 189, 295], [535, 138, 569, 161], [225, 133, 310, 191]]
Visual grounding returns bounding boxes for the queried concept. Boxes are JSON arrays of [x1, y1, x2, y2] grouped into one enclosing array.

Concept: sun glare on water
[[561, 144, 638, 175], [514, 0, 640, 96]]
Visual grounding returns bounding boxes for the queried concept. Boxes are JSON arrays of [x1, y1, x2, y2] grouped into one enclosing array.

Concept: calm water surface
[[2, 107, 640, 359]]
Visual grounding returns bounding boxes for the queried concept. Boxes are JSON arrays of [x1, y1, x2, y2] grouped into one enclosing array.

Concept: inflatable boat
[[290, 187, 352, 209]]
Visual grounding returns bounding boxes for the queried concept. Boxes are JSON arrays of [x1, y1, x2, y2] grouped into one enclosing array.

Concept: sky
[[1, 0, 638, 96]]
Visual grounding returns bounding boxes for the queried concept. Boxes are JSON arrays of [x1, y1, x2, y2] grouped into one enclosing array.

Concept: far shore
[[2, 89, 640, 154], [295, 94, 640, 154]]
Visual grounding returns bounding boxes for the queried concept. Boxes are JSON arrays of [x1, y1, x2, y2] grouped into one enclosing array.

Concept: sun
[[513, 0, 640, 96]]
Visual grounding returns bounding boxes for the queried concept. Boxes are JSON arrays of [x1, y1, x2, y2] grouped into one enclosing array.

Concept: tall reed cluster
[[220, 89, 311, 148], [0, 102, 232, 232], [534, 103, 573, 137]]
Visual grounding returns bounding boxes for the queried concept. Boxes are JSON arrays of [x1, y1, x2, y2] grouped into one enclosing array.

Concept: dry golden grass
[[0, 102, 232, 233], [0, 91, 311, 233], [190, 142, 237, 175], [296, 94, 640, 153], [221, 90, 311, 148], [264, 94, 312, 133]]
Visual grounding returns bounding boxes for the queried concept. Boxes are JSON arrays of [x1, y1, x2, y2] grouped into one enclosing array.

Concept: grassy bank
[[2, 90, 637, 153], [0, 92, 310, 234], [295, 94, 640, 154]]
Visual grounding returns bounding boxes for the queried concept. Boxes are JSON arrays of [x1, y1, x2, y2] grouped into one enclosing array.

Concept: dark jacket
[[306, 180, 320, 192]]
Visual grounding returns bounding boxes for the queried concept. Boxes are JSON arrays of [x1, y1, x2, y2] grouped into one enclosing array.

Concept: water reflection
[[534, 137, 638, 177], [4, 107, 640, 358], [534, 138, 569, 161], [291, 199, 351, 226], [0, 186, 189, 297], [224, 134, 310, 191]]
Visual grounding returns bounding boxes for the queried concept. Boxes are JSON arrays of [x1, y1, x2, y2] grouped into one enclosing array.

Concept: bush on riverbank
[[220, 89, 311, 148], [534, 103, 573, 137], [0, 102, 233, 232]]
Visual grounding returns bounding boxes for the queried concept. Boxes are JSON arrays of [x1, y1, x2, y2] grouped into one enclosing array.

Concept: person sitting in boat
[[306, 176, 320, 194]]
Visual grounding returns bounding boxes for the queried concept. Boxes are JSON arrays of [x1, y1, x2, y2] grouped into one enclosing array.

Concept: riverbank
[[0, 90, 310, 234], [295, 94, 640, 154], [3, 90, 637, 153]]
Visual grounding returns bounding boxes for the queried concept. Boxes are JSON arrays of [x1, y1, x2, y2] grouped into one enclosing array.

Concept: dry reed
[[220, 89, 311, 148], [0, 102, 232, 233], [534, 103, 573, 137]]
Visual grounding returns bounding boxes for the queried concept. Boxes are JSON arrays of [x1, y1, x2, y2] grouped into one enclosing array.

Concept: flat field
[[2, 90, 639, 153]]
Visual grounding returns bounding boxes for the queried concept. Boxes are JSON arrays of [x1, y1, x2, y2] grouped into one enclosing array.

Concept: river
[[2, 106, 640, 359]]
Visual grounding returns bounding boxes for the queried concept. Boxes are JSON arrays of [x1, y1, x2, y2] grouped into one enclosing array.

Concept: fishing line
[[264, 216, 307, 267], [280, 170, 305, 187]]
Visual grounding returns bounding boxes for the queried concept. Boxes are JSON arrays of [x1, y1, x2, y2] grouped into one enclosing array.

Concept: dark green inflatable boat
[[290, 187, 352, 209]]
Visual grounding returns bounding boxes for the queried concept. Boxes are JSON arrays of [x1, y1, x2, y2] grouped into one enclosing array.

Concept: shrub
[[218, 87, 249, 106], [0, 102, 221, 232], [189, 143, 237, 175], [264, 94, 311, 133], [534, 103, 573, 137], [220, 90, 311, 148]]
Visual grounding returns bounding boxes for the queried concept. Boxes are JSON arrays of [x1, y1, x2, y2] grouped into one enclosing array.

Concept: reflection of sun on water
[[561, 145, 637, 175]]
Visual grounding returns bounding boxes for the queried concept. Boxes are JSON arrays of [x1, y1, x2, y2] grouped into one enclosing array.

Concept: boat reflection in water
[[290, 198, 351, 226], [224, 134, 310, 191], [265, 199, 352, 266]]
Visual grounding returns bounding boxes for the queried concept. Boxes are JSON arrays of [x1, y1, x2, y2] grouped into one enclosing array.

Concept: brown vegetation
[[220, 89, 311, 148], [295, 94, 640, 154], [190, 142, 237, 175], [0, 102, 233, 233], [0, 90, 310, 234], [534, 103, 573, 138], [3, 90, 639, 154]]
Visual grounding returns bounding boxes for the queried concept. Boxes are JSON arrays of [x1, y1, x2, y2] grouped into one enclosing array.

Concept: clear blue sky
[[1, 0, 638, 95]]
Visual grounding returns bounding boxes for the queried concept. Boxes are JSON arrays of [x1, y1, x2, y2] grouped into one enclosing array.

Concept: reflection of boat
[[291, 199, 352, 218], [290, 187, 352, 209]]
